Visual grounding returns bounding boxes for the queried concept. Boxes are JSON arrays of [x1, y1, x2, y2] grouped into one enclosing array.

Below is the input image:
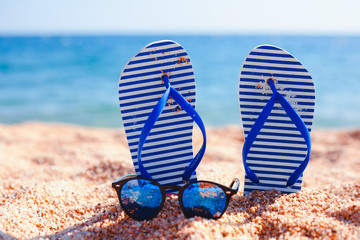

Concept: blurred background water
[[0, 35, 359, 129]]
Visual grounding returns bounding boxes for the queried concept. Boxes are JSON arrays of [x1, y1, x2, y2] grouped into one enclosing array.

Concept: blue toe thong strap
[[137, 74, 207, 182], [242, 79, 311, 187]]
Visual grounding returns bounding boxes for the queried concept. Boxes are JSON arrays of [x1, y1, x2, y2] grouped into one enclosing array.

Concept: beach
[[0, 122, 359, 239]]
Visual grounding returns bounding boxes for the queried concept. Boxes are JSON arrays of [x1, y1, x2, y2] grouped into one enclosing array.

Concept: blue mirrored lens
[[120, 179, 163, 220], [182, 182, 226, 219]]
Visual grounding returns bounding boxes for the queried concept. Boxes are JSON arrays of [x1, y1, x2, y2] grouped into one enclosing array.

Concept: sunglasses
[[112, 174, 240, 221]]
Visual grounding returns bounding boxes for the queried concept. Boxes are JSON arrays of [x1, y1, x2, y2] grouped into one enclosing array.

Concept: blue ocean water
[[0, 35, 359, 128]]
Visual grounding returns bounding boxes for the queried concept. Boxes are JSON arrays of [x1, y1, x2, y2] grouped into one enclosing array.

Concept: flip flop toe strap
[[242, 79, 311, 187], [137, 75, 206, 182]]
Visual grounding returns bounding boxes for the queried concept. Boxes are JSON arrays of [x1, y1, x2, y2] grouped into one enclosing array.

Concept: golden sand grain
[[0, 123, 359, 239]]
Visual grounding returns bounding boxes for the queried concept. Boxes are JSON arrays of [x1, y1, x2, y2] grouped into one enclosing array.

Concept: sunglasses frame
[[112, 174, 240, 221]]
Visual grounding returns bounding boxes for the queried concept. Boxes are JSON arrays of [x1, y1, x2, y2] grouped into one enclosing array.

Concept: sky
[[0, 0, 360, 35]]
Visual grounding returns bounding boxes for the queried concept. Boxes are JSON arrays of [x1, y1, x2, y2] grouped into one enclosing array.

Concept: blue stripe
[[248, 150, 306, 158], [119, 85, 194, 101], [120, 92, 195, 107], [241, 111, 314, 119], [251, 144, 307, 151], [247, 163, 298, 170], [139, 146, 192, 159], [257, 45, 281, 50], [239, 90, 315, 97], [244, 182, 301, 190], [136, 159, 191, 171], [243, 64, 307, 73], [136, 46, 183, 57], [133, 152, 193, 165], [245, 58, 301, 65], [121, 101, 195, 115], [240, 71, 312, 79], [128, 132, 193, 147], [242, 117, 312, 125], [140, 139, 192, 152], [143, 167, 186, 177], [128, 52, 188, 65], [123, 109, 189, 121], [249, 52, 294, 58], [124, 114, 192, 130], [247, 156, 303, 164], [240, 98, 315, 106], [252, 138, 306, 145], [126, 126, 193, 140], [124, 58, 192, 73], [119, 79, 195, 95], [240, 105, 314, 112], [125, 119, 193, 135], [240, 78, 314, 87], [243, 124, 304, 132], [256, 176, 302, 183], [244, 131, 303, 138], [121, 65, 192, 80], [146, 41, 175, 48]]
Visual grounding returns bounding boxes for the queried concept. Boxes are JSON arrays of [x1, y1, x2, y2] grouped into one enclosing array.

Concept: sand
[[0, 122, 359, 239]]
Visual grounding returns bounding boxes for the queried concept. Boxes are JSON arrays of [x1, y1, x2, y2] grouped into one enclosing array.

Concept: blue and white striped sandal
[[118, 40, 206, 190], [238, 45, 315, 194]]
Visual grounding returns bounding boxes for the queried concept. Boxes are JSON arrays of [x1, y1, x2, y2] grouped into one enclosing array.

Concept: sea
[[0, 35, 359, 129]]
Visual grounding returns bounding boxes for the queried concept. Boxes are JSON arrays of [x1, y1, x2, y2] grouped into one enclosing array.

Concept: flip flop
[[118, 40, 206, 190], [238, 45, 315, 194]]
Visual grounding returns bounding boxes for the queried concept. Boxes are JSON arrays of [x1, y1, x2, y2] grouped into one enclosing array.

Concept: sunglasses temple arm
[[112, 174, 137, 188], [229, 178, 240, 192]]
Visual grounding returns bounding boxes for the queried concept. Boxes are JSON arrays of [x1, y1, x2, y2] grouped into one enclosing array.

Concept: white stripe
[[240, 74, 313, 83], [129, 136, 191, 150], [134, 156, 191, 168], [240, 101, 315, 109], [122, 61, 192, 77], [119, 68, 194, 85], [255, 173, 303, 180], [247, 166, 294, 173], [157, 175, 197, 185], [245, 55, 300, 62], [250, 147, 306, 155], [244, 178, 302, 187], [240, 81, 314, 90], [241, 67, 310, 76], [250, 134, 305, 142], [239, 87, 315, 96], [240, 108, 314, 116], [241, 114, 313, 122], [126, 122, 193, 137], [120, 96, 195, 110], [244, 127, 302, 134], [141, 43, 179, 54], [252, 141, 306, 148], [126, 54, 188, 70], [252, 49, 293, 54], [247, 154, 304, 161], [126, 116, 192, 130], [137, 149, 193, 162], [239, 94, 315, 102], [131, 142, 192, 157], [243, 60, 306, 69], [247, 160, 301, 167], [127, 129, 193, 144], [244, 185, 299, 192], [119, 75, 194, 91], [243, 121, 296, 128], [146, 170, 185, 179], [123, 111, 188, 125], [119, 82, 194, 98]]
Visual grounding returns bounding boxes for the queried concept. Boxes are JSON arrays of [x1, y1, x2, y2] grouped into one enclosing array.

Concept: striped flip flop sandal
[[118, 40, 206, 190], [239, 45, 315, 194]]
